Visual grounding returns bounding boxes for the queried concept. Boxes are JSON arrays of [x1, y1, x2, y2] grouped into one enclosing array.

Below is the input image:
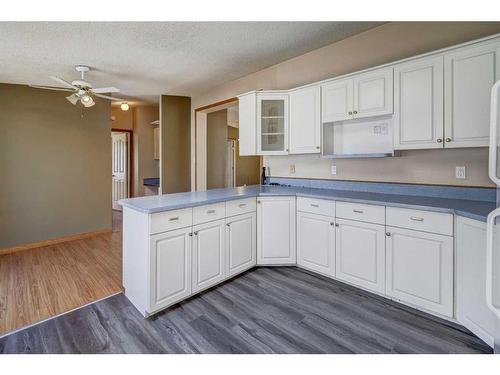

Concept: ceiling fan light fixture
[[120, 102, 129, 111], [81, 94, 95, 107], [66, 93, 79, 105]]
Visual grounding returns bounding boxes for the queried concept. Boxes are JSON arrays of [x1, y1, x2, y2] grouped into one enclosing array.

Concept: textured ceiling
[[0, 22, 383, 104]]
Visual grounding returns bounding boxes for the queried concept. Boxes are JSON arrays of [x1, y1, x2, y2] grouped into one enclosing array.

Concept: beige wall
[[134, 106, 159, 196], [206, 110, 228, 189], [111, 107, 133, 130], [0, 84, 111, 248], [161, 95, 191, 194], [191, 22, 500, 188]]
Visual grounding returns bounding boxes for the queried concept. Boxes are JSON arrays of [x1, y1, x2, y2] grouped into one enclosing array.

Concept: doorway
[[111, 130, 131, 211]]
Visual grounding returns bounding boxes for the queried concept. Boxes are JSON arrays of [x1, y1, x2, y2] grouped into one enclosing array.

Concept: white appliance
[[487, 79, 500, 354]]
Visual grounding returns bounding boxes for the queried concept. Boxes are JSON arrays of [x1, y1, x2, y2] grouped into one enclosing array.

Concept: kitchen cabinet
[[256, 93, 289, 155], [385, 226, 453, 317], [238, 92, 257, 155], [335, 218, 385, 294], [297, 211, 335, 276], [150, 226, 192, 312], [322, 67, 393, 123], [153, 126, 160, 160], [393, 55, 444, 150], [226, 212, 257, 277], [257, 196, 296, 264], [289, 86, 321, 154], [456, 216, 496, 348], [444, 40, 500, 148], [191, 219, 226, 293]]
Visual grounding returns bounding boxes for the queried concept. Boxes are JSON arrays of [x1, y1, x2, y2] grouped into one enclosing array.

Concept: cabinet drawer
[[150, 208, 193, 234], [336, 201, 385, 224], [297, 197, 335, 217], [193, 202, 226, 225], [386, 207, 453, 236], [226, 198, 257, 217]]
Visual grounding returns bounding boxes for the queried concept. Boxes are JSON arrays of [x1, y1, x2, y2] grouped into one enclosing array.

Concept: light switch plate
[[289, 164, 296, 174], [456, 166, 466, 179], [331, 165, 337, 176]]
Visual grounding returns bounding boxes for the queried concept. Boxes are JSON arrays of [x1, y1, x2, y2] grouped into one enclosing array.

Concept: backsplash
[[267, 177, 496, 202]]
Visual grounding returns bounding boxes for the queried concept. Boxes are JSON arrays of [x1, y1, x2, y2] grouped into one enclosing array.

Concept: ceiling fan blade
[[50, 75, 77, 89], [93, 93, 124, 101], [30, 85, 74, 92], [66, 93, 79, 105], [91, 87, 120, 94]]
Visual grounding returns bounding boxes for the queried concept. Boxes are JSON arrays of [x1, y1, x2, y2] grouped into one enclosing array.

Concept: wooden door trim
[[112, 128, 134, 198]]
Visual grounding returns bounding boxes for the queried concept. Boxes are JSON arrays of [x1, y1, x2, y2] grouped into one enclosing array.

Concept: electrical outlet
[[289, 164, 296, 174], [456, 166, 466, 179], [331, 165, 337, 176]]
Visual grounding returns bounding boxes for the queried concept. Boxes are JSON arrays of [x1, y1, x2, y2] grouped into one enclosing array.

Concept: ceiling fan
[[30, 65, 125, 108]]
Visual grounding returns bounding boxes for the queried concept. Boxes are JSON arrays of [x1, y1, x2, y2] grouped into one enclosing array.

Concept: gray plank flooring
[[0, 267, 492, 354]]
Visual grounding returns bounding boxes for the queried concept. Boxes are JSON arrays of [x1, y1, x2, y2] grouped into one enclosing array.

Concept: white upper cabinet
[[353, 67, 394, 119], [238, 92, 257, 156], [444, 40, 500, 148], [289, 86, 321, 154], [322, 78, 354, 122], [256, 93, 289, 155], [393, 56, 444, 150]]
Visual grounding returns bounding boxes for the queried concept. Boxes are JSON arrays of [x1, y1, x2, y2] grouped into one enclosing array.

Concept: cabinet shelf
[[262, 132, 285, 136], [261, 116, 284, 119]]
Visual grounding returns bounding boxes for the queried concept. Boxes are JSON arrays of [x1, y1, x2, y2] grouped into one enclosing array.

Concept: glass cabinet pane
[[260, 98, 286, 152], [261, 134, 285, 151], [261, 100, 284, 117]]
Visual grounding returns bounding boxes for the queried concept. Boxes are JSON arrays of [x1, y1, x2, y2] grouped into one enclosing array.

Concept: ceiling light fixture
[[120, 102, 130, 111], [81, 94, 95, 108]]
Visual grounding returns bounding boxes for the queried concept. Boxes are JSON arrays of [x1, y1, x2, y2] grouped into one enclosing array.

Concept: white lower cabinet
[[192, 219, 226, 293], [150, 227, 192, 312], [257, 196, 296, 264], [226, 212, 257, 276], [385, 226, 454, 317], [335, 218, 386, 294], [456, 216, 496, 347], [297, 211, 335, 276]]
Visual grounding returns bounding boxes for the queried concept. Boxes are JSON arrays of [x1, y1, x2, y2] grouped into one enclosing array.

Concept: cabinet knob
[[348, 111, 353, 115], [194, 231, 198, 236], [226, 223, 231, 227], [189, 232, 193, 237], [445, 138, 452, 142], [386, 232, 391, 237], [316, 146, 320, 150], [330, 222, 334, 226], [257, 200, 261, 204], [353, 110, 358, 114], [335, 223, 339, 227], [437, 138, 443, 143]]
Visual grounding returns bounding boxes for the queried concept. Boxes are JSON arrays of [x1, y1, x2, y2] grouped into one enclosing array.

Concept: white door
[[297, 211, 335, 276], [353, 67, 393, 119], [112, 132, 128, 210], [256, 93, 289, 155], [321, 78, 353, 123], [226, 212, 257, 277], [149, 227, 192, 312], [335, 218, 385, 294], [257, 197, 296, 265], [393, 55, 444, 150], [192, 219, 226, 293], [289, 86, 321, 154], [385, 226, 453, 317], [456, 216, 497, 348], [444, 40, 500, 148]]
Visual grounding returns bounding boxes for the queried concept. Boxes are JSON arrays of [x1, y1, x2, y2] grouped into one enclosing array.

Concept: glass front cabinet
[[256, 93, 289, 155]]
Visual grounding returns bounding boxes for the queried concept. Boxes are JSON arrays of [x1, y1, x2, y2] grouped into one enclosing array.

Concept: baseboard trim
[[0, 228, 113, 256]]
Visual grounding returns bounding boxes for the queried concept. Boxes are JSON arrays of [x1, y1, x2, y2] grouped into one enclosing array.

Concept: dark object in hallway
[[0, 267, 492, 354]]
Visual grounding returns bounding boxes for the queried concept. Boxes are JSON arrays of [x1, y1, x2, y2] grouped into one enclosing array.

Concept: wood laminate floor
[[0, 267, 492, 354]]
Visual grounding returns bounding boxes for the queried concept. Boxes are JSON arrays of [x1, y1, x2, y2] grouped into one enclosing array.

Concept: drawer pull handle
[[238, 203, 247, 208], [353, 209, 364, 214], [410, 216, 424, 222], [169, 217, 179, 221], [310, 203, 319, 208], [207, 209, 216, 214]]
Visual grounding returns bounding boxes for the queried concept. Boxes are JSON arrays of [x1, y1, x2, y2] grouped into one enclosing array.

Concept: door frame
[[112, 128, 134, 198]]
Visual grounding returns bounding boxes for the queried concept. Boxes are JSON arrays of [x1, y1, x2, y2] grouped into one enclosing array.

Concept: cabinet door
[[335, 218, 385, 293], [444, 41, 500, 148], [289, 86, 321, 154], [456, 216, 496, 348], [256, 93, 289, 155], [393, 56, 444, 150], [257, 197, 296, 265], [192, 219, 226, 293], [297, 211, 335, 276], [226, 212, 257, 277], [149, 227, 192, 312], [385, 226, 453, 317], [321, 78, 353, 122], [353, 67, 393, 119], [238, 92, 257, 155]]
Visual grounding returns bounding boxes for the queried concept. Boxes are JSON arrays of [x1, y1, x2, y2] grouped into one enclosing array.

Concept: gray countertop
[[119, 184, 495, 222]]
